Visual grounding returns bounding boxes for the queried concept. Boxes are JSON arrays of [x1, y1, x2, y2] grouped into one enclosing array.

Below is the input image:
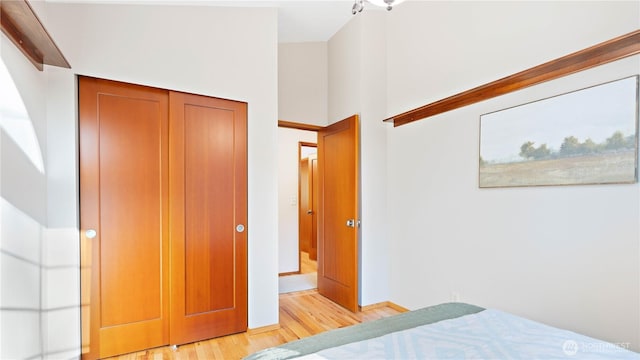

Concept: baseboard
[[387, 302, 410, 313], [278, 270, 301, 277], [359, 301, 409, 313], [247, 323, 280, 335]]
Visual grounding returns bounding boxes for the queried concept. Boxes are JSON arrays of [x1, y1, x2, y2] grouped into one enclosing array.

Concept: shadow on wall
[[1, 196, 81, 358], [0, 58, 80, 358], [0, 60, 44, 174]]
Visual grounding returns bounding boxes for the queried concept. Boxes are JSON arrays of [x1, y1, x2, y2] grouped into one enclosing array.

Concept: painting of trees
[[517, 131, 636, 162], [479, 75, 638, 187]]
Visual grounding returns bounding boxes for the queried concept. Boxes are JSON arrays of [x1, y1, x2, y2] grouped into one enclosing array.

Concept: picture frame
[[479, 75, 639, 188]]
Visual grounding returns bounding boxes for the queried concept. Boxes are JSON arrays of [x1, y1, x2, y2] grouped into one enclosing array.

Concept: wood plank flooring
[[107, 290, 402, 360], [300, 251, 317, 274]]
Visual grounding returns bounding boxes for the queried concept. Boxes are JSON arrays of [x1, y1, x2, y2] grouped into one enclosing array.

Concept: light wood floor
[[107, 290, 402, 360], [300, 251, 317, 274]]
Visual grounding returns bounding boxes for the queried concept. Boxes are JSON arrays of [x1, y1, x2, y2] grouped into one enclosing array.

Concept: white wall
[[1, 17, 74, 356], [328, 12, 391, 306], [277, 41, 326, 274], [328, 17, 362, 122], [277, 128, 317, 273], [0, 37, 48, 224], [0, 198, 44, 359], [45, 60, 81, 360], [1, 30, 44, 359], [42, 2, 280, 337], [385, 0, 640, 351], [279, 42, 328, 126]]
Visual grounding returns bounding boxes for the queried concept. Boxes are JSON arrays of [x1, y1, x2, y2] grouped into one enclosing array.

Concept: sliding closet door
[[169, 92, 248, 345], [79, 77, 170, 359]]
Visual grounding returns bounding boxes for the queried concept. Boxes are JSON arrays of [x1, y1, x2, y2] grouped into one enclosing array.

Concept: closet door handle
[[85, 229, 97, 239], [236, 224, 245, 233]]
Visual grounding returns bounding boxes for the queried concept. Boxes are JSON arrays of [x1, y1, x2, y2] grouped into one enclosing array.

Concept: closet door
[[169, 92, 248, 345], [79, 77, 170, 359]]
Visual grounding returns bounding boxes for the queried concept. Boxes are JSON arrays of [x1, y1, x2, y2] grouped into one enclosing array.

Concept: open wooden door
[[317, 115, 359, 312], [168, 92, 248, 345]]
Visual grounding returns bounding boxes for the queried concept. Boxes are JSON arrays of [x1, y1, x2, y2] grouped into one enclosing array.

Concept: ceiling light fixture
[[352, 0, 407, 14]]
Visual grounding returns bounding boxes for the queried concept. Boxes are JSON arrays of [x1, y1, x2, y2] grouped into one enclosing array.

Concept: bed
[[244, 303, 638, 359]]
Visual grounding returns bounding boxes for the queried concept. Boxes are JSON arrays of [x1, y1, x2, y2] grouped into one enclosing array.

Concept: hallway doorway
[[277, 126, 318, 293], [277, 129, 318, 293], [278, 141, 318, 294], [277, 117, 361, 312], [278, 251, 317, 294]]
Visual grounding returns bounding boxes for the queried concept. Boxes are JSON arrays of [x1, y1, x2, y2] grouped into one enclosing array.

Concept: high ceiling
[[44, 0, 362, 43]]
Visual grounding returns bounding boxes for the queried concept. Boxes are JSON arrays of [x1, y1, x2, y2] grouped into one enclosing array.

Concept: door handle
[[85, 229, 97, 239], [307, 210, 313, 215], [346, 219, 360, 228]]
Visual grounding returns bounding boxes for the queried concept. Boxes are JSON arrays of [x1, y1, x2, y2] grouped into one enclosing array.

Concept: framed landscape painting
[[479, 75, 638, 188]]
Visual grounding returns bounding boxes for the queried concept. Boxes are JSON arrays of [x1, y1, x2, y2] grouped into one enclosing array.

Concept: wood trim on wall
[[359, 301, 409, 313], [246, 323, 281, 335], [0, 0, 71, 71], [385, 29, 640, 127], [279, 120, 322, 132]]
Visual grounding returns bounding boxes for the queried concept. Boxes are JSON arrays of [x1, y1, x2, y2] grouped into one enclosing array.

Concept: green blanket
[[244, 302, 484, 360]]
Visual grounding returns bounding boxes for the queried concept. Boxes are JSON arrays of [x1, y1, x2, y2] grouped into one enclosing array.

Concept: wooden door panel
[[99, 95, 163, 326], [309, 155, 318, 260], [169, 92, 248, 345], [184, 104, 235, 315], [317, 115, 359, 312], [79, 77, 170, 359], [299, 158, 311, 254]]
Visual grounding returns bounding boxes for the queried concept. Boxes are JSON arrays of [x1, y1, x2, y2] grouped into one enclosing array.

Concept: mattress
[[245, 303, 638, 360]]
